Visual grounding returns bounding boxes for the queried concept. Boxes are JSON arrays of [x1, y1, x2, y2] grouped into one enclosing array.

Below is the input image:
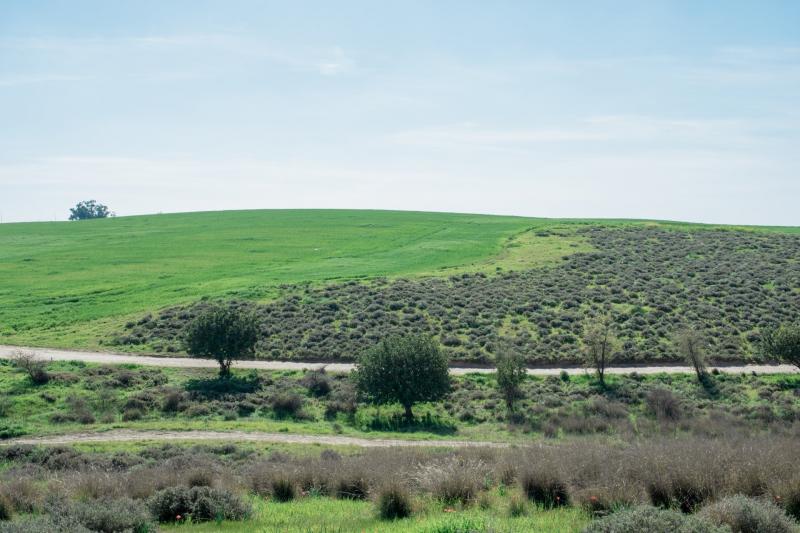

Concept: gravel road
[[0, 345, 795, 376], [0, 429, 509, 448]]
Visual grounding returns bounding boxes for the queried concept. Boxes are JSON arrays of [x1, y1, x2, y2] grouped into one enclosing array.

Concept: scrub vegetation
[[122, 224, 800, 365]]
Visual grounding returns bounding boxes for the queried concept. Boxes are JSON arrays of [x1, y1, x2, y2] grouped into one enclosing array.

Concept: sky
[[1, 1, 799, 225]]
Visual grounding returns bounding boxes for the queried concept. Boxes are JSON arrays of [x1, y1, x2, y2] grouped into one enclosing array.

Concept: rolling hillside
[[1, 209, 798, 363]]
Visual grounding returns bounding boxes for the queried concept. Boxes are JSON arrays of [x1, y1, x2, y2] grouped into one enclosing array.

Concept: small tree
[[582, 316, 619, 388], [496, 350, 527, 414], [184, 305, 260, 378], [354, 335, 450, 422], [762, 323, 800, 369], [674, 328, 708, 381], [69, 200, 113, 220]]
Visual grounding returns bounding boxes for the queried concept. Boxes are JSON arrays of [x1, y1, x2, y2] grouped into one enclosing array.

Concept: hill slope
[[1, 210, 543, 347], [1, 209, 798, 363]]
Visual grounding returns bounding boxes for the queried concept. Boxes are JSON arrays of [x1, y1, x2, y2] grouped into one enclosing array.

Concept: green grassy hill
[[1, 210, 541, 347], [1, 209, 798, 361]]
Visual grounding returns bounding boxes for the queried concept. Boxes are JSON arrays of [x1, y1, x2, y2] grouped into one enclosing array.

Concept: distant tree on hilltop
[[69, 200, 113, 220]]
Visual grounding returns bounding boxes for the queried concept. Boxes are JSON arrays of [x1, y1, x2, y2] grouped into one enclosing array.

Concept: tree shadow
[[699, 373, 720, 398], [184, 374, 262, 399], [363, 412, 457, 435]]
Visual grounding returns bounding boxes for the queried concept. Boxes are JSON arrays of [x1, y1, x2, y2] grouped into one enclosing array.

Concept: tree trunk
[[403, 403, 414, 422]]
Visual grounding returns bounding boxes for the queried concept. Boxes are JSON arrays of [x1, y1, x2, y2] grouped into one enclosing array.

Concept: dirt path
[[0, 345, 795, 376], [0, 429, 509, 448]]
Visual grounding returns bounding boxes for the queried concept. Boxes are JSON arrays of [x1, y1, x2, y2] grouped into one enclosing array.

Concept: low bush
[[0, 492, 12, 521], [583, 505, 728, 533], [271, 393, 305, 419], [646, 388, 682, 421], [779, 479, 800, 520], [10, 352, 49, 385], [47, 497, 154, 533], [433, 470, 480, 506], [520, 469, 569, 508], [335, 472, 369, 500], [301, 370, 332, 397], [648, 475, 715, 513], [0, 516, 91, 533], [699, 495, 798, 533], [148, 486, 250, 523], [376, 482, 412, 520], [271, 476, 296, 502], [0, 478, 41, 514]]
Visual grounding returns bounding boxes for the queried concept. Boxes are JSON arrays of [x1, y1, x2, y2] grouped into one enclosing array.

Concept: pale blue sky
[[1, 1, 798, 224]]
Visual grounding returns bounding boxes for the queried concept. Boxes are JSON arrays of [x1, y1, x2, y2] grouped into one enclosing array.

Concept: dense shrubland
[[0, 439, 798, 531], [116, 226, 800, 364]]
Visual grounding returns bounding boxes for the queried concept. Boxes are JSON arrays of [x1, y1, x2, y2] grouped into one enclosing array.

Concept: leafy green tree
[[69, 200, 113, 220], [184, 305, 260, 378], [496, 350, 527, 414], [762, 323, 800, 369], [582, 315, 620, 388], [354, 335, 450, 422]]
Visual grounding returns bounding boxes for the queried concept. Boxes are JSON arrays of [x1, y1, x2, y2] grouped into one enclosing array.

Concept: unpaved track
[[0, 429, 509, 448], [0, 345, 796, 376]]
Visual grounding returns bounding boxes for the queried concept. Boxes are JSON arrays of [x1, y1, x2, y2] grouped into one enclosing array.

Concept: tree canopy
[[183, 305, 260, 378], [354, 335, 450, 421], [69, 200, 113, 220], [762, 323, 800, 369]]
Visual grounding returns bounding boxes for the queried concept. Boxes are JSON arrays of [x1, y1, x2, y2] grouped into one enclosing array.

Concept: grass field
[[1, 209, 798, 353], [1, 209, 546, 348], [158, 497, 590, 532]]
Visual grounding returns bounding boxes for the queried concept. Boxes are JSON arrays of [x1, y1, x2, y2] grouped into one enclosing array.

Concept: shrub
[[271, 393, 305, 419], [148, 486, 250, 523], [301, 370, 332, 397], [47, 497, 153, 533], [186, 469, 215, 488], [271, 476, 296, 502], [185, 404, 211, 418], [0, 479, 41, 514], [0, 516, 91, 533], [0, 492, 12, 521], [699, 495, 798, 533], [520, 470, 569, 508], [583, 505, 728, 533], [646, 388, 682, 421], [648, 476, 715, 513], [122, 408, 143, 421], [780, 479, 800, 520], [10, 351, 50, 385], [335, 472, 369, 500], [376, 482, 412, 520], [162, 390, 184, 413], [433, 471, 480, 506]]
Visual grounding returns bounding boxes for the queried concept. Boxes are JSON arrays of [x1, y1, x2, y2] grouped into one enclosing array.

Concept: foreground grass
[[159, 496, 590, 533]]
